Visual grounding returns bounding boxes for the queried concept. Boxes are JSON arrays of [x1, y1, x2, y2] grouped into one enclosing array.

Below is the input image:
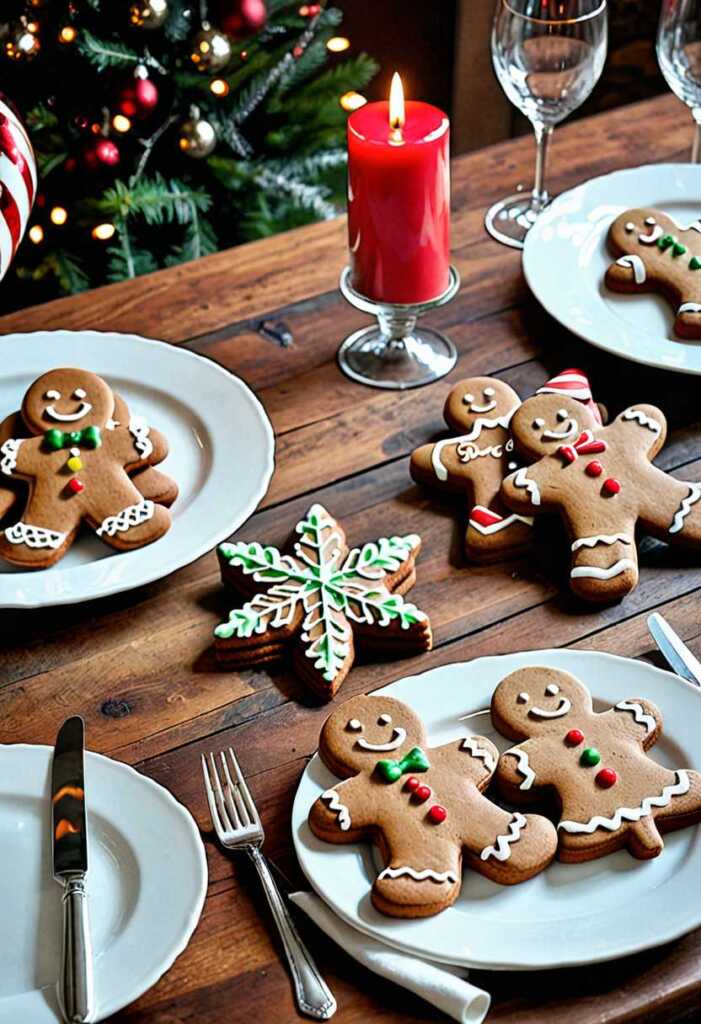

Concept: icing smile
[[45, 401, 93, 422], [356, 727, 407, 752], [529, 698, 572, 719], [542, 419, 577, 442], [468, 399, 497, 414]]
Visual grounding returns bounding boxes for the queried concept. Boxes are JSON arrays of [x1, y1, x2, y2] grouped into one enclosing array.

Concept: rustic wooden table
[[2, 93, 701, 1023]]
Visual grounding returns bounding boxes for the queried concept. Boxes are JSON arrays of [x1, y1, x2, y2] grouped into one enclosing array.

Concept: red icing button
[[585, 461, 603, 477], [565, 728, 584, 746], [427, 805, 447, 824], [602, 477, 621, 496], [67, 478, 84, 494], [596, 767, 617, 788], [415, 785, 431, 803], [404, 776, 420, 792]]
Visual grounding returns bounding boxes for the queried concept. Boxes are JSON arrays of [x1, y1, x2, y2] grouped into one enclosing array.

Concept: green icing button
[[658, 234, 675, 250], [690, 256, 701, 270], [673, 242, 687, 257], [580, 747, 601, 767]]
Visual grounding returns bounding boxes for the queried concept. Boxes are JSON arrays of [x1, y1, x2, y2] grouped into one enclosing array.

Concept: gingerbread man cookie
[[308, 694, 558, 917], [492, 667, 701, 861], [410, 377, 533, 560], [0, 368, 171, 568], [500, 391, 701, 602], [605, 208, 701, 338]]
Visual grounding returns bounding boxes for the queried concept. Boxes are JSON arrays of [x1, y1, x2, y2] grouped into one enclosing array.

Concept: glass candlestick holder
[[337, 265, 460, 390]]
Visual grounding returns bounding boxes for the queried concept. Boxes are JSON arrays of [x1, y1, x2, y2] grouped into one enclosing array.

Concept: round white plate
[[293, 649, 701, 971], [0, 743, 207, 1022], [0, 330, 275, 608], [523, 163, 701, 374]]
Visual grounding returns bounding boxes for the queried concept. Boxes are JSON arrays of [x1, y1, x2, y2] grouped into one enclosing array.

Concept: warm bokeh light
[[59, 25, 77, 43], [50, 206, 68, 226], [210, 78, 230, 97], [340, 91, 367, 112], [112, 114, 131, 132], [92, 223, 115, 241], [327, 36, 350, 52], [28, 225, 44, 243], [389, 72, 405, 131]]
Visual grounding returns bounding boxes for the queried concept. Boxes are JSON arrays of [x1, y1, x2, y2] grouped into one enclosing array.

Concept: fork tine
[[220, 751, 249, 828], [227, 746, 261, 826], [201, 754, 225, 836], [208, 752, 233, 832]]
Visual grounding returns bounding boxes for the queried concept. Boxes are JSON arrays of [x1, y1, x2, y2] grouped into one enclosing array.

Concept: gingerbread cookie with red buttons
[[308, 694, 558, 917], [0, 368, 171, 568], [605, 208, 701, 339], [492, 666, 701, 862], [499, 391, 701, 602]]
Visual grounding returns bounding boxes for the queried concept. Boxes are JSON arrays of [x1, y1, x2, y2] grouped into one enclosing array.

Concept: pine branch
[[36, 150, 68, 177], [166, 210, 218, 265], [25, 104, 58, 131], [77, 30, 164, 73], [107, 219, 157, 281], [91, 175, 212, 225], [164, 0, 193, 41], [253, 168, 337, 219]]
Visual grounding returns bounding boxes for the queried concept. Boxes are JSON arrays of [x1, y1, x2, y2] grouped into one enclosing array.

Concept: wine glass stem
[[692, 108, 701, 164], [532, 121, 553, 211]]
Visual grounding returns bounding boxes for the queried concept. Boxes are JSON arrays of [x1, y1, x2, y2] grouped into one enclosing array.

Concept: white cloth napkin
[[290, 891, 491, 1023]]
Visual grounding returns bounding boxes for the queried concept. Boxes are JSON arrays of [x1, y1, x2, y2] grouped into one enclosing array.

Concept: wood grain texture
[[1, 93, 701, 1024]]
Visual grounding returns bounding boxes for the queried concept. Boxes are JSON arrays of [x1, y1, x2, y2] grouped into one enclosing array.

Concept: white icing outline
[[73, 387, 87, 399], [129, 416, 154, 460], [512, 467, 541, 506], [430, 409, 516, 482], [638, 224, 663, 244], [622, 408, 661, 434], [5, 521, 66, 549], [45, 389, 60, 400], [468, 507, 533, 535], [669, 483, 701, 535], [355, 727, 406, 752], [96, 499, 155, 537], [529, 698, 572, 719], [545, 684, 560, 696], [378, 713, 392, 725], [571, 533, 632, 552], [378, 866, 458, 884], [616, 254, 646, 283], [460, 737, 496, 773], [321, 789, 351, 831], [466, 399, 497, 414], [44, 400, 92, 422], [517, 692, 529, 704], [0, 437, 23, 476], [559, 770, 690, 833], [506, 748, 535, 790], [347, 719, 362, 732], [480, 812, 527, 862], [571, 559, 637, 580], [690, 220, 701, 233], [679, 302, 701, 314], [615, 700, 656, 735]]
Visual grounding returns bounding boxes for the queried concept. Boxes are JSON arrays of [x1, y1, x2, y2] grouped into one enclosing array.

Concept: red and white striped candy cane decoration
[[0, 96, 36, 283]]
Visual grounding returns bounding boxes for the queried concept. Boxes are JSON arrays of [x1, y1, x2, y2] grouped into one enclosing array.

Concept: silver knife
[[648, 612, 701, 688], [52, 716, 95, 1023]]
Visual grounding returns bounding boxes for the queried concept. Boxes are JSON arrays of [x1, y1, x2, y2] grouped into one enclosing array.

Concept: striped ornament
[[0, 97, 36, 283], [536, 367, 603, 425]]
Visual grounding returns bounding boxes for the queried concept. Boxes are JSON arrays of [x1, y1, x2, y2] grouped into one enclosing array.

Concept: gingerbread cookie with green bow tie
[[309, 694, 558, 918], [0, 367, 171, 568]]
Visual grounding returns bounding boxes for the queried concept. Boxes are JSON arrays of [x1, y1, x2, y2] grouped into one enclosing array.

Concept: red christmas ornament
[[585, 461, 603, 477], [404, 776, 420, 792], [427, 805, 447, 824], [565, 728, 584, 746], [602, 477, 621, 496], [218, 0, 267, 38], [83, 137, 120, 171], [118, 76, 159, 118], [414, 785, 431, 803], [596, 767, 617, 788]]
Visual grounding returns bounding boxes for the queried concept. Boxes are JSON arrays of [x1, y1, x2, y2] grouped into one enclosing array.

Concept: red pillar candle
[[347, 74, 450, 305]]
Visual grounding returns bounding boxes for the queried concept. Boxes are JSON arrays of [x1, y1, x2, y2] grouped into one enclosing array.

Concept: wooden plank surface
[[2, 92, 701, 1024]]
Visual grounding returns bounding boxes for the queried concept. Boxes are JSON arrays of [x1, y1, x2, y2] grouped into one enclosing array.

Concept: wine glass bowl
[[658, 0, 701, 160]]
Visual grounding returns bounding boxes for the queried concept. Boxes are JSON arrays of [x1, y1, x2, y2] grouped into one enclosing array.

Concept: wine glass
[[658, 0, 701, 161], [486, 0, 608, 249]]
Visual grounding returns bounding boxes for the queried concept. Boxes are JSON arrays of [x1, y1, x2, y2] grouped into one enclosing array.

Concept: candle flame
[[389, 72, 405, 133], [55, 819, 81, 841]]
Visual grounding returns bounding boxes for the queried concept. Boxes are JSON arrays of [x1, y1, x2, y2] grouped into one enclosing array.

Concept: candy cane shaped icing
[[638, 225, 663, 245], [0, 437, 22, 476], [468, 507, 534, 535], [430, 409, 516, 481], [571, 533, 632, 552], [321, 788, 351, 831], [480, 812, 527, 862], [460, 737, 496, 772], [570, 559, 637, 580], [512, 467, 541, 506], [616, 254, 646, 283], [506, 748, 535, 790], [378, 865, 458, 884], [669, 483, 701, 534], [679, 302, 701, 314], [622, 408, 661, 434], [559, 770, 690, 833], [615, 700, 656, 735]]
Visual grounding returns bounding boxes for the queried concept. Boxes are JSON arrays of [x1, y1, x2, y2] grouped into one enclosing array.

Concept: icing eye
[[545, 683, 560, 696], [73, 387, 87, 399], [463, 392, 474, 405], [645, 216, 656, 226], [378, 713, 392, 725], [69, 447, 80, 457], [517, 692, 529, 704], [483, 387, 495, 397], [347, 719, 363, 731], [45, 389, 61, 400], [533, 417, 545, 429], [556, 408, 568, 421], [505, 438, 514, 451], [508, 461, 517, 471], [624, 222, 635, 232]]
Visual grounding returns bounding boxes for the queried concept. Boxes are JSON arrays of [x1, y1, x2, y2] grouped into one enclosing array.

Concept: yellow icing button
[[67, 456, 83, 472]]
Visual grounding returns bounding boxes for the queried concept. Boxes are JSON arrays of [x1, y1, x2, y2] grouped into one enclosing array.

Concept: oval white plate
[[0, 330, 275, 608], [523, 163, 701, 374], [292, 649, 701, 971], [0, 743, 207, 1022]]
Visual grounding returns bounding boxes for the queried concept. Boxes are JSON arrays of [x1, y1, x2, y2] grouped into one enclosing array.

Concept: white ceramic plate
[[0, 330, 275, 608], [0, 743, 207, 1022], [523, 163, 701, 374], [293, 649, 701, 971]]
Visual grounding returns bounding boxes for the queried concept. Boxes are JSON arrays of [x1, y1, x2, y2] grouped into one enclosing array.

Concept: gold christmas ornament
[[178, 107, 216, 158], [5, 17, 40, 60], [190, 22, 231, 73], [129, 0, 169, 30]]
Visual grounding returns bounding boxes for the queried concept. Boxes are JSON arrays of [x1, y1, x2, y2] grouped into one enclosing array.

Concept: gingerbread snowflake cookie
[[0, 368, 172, 568], [308, 694, 557, 917], [214, 504, 432, 700], [492, 666, 701, 862], [500, 390, 701, 602], [605, 207, 701, 338]]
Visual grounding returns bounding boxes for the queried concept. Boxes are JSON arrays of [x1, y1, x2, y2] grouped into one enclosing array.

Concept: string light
[[59, 26, 77, 43], [92, 223, 115, 241], [50, 206, 68, 226], [210, 78, 229, 97], [112, 114, 131, 132], [28, 225, 44, 243], [327, 36, 350, 52], [340, 91, 366, 112]]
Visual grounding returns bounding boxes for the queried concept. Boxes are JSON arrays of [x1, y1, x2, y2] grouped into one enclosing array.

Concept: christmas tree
[[0, 0, 377, 310]]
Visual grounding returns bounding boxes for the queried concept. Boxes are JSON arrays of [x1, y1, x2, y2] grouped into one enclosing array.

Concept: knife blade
[[52, 716, 95, 1023], [647, 612, 701, 688]]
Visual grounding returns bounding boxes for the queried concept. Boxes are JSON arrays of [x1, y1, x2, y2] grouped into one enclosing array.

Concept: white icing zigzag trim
[[571, 558, 637, 580], [615, 700, 656, 735], [512, 467, 541, 506], [0, 437, 22, 476], [430, 409, 516, 482], [616, 254, 646, 283], [559, 770, 690, 834], [480, 812, 527, 862], [5, 521, 66, 549], [378, 866, 458, 884], [622, 408, 661, 434], [96, 499, 155, 537], [468, 508, 534, 535], [669, 484, 701, 535], [506, 748, 535, 790], [461, 737, 496, 772], [571, 533, 631, 552], [321, 789, 351, 831], [129, 416, 154, 460]]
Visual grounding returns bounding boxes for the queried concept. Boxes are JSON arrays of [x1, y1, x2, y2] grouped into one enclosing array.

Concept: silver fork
[[201, 747, 337, 1020]]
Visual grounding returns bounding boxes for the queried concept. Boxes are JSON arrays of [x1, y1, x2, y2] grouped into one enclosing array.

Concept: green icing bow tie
[[44, 425, 101, 451], [375, 746, 430, 783]]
